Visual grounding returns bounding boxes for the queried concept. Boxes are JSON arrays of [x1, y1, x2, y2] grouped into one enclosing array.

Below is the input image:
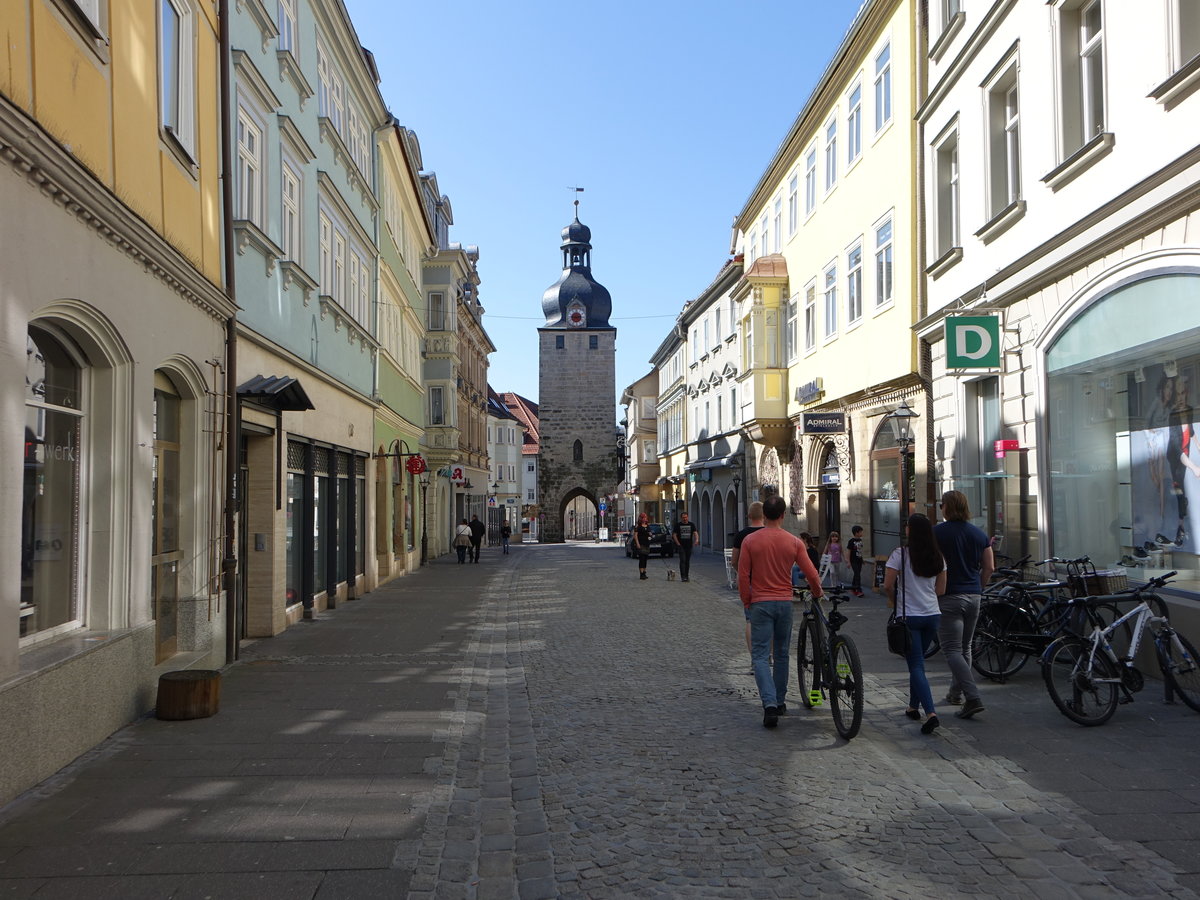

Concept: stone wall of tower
[[537, 329, 617, 543]]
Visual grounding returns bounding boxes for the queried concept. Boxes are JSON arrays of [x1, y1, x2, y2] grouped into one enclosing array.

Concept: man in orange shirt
[[738, 495, 824, 727]]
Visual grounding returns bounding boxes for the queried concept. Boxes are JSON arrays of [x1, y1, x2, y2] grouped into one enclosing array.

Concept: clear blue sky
[[342, 0, 865, 412]]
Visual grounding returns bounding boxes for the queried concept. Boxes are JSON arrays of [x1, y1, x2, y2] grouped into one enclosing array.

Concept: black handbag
[[886, 549, 910, 656]]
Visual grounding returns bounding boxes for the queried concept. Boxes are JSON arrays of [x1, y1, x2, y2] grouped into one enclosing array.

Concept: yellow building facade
[[0, 0, 232, 803], [734, 0, 923, 561]]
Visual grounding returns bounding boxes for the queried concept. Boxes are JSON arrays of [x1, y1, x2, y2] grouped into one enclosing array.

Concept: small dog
[[666, 569, 677, 581]]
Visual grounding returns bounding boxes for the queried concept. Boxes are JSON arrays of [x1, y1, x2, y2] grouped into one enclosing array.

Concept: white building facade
[[917, 0, 1200, 599]]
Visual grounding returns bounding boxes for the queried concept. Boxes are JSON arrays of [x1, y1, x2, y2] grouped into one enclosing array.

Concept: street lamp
[[886, 399, 920, 528], [568, 508, 576, 539], [419, 472, 430, 565]]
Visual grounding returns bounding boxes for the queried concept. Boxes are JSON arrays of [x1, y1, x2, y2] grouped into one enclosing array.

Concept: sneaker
[[776, 703, 787, 715], [1143, 541, 1158, 552], [763, 706, 779, 728], [956, 698, 985, 719], [1156, 533, 1175, 546], [1134, 546, 1149, 558], [944, 693, 963, 706], [920, 714, 941, 735]]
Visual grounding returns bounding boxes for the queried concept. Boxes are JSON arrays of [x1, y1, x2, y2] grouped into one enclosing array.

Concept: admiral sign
[[802, 412, 846, 434]]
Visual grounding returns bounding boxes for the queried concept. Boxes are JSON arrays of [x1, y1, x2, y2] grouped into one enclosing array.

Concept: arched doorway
[[561, 490, 598, 540], [819, 442, 841, 540], [711, 490, 727, 553]]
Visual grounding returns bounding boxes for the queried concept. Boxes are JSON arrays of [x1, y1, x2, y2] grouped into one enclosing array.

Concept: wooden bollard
[[156, 669, 221, 720]]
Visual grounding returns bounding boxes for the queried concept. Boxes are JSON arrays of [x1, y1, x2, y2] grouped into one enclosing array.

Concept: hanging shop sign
[[802, 412, 845, 434], [405, 455, 428, 475], [945, 315, 1001, 369], [448, 465, 468, 485]]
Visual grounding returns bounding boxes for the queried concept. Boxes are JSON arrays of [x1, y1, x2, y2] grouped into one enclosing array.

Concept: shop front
[[1042, 269, 1200, 594]]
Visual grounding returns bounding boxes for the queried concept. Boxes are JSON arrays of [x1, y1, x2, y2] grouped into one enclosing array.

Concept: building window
[[784, 294, 798, 362], [318, 212, 332, 292], [988, 68, 1021, 215], [804, 283, 817, 352], [235, 110, 263, 225], [556, 334, 565, 349], [942, 0, 962, 31], [333, 232, 346, 302], [787, 174, 799, 235], [847, 243, 863, 324], [428, 292, 445, 330], [151, 378, 182, 662], [1176, 0, 1200, 69], [277, 0, 296, 53], [748, 233, 758, 264], [573, 439, 584, 462], [760, 214, 770, 255], [23, 326, 83, 640], [824, 263, 838, 338], [589, 335, 598, 349], [430, 386, 444, 425], [160, 0, 195, 155], [281, 162, 300, 261], [934, 130, 960, 256], [773, 197, 782, 250], [1058, 0, 1106, 153], [847, 83, 862, 164], [717, 395, 723, 432], [804, 148, 817, 216], [875, 217, 894, 307], [875, 42, 892, 132], [824, 117, 838, 192]]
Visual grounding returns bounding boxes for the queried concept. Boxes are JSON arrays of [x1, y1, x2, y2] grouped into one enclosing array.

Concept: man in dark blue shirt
[[933, 490, 994, 720]]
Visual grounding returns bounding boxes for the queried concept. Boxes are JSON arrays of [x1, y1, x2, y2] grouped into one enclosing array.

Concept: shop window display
[[1046, 272, 1200, 591], [22, 326, 82, 639]]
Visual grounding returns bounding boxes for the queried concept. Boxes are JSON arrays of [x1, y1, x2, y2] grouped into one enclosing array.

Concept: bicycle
[[1040, 571, 1200, 726], [794, 584, 864, 740], [972, 556, 1132, 683]]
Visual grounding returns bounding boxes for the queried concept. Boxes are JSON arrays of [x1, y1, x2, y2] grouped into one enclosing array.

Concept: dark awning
[[238, 374, 315, 411]]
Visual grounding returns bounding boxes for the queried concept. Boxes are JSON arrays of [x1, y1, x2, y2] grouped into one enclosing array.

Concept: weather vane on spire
[[569, 185, 584, 217]]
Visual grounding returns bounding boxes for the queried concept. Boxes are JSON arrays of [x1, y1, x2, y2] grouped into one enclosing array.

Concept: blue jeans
[[904, 614, 941, 715], [501, 536, 510, 554], [749, 601, 793, 709]]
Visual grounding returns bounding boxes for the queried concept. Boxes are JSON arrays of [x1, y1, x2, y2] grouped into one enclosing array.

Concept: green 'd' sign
[[945, 315, 1000, 369]]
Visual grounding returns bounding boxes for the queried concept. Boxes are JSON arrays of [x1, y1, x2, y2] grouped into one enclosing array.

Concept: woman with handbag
[[883, 514, 947, 734], [454, 519, 472, 564]]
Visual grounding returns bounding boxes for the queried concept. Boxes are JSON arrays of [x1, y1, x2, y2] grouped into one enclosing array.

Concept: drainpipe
[[219, 0, 240, 664]]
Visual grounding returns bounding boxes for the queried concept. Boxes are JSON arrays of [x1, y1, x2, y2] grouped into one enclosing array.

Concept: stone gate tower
[[537, 213, 616, 543]]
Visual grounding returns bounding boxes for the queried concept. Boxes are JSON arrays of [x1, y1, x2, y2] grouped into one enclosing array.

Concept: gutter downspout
[[219, 0, 240, 664]]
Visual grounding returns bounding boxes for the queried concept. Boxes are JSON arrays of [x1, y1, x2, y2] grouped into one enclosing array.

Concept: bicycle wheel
[[1159, 629, 1200, 712], [972, 603, 1034, 681], [827, 634, 864, 740], [796, 618, 824, 709], [1041, 637, 1119, 726]]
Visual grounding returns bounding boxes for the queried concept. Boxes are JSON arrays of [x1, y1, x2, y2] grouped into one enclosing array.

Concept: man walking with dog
[[738, 495, 824, 727], [672, 511, 699, 582]]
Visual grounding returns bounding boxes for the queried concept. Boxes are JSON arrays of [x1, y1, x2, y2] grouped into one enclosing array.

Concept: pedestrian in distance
[[822, 531, 846, 584], [672, 511, 698, 581], [468, 514, 485, 563], [632, 512, 651, 580], [738, 495, 824, 728], [884, 513, 947, 734], [934, 490, 994, 719], [848, 525, 866, 596], [500, 521, 512, 555], [731, 501, 766, 664], [454, 519, 472, 564]]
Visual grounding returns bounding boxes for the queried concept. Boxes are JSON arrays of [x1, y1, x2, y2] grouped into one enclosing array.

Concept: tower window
[[556, 335, 565, 349], [589, 335, 598, 349], [573, 440, 583, 461]]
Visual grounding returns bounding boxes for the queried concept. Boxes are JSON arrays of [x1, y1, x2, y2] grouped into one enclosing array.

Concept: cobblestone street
[[3, 542, 1200, 898]]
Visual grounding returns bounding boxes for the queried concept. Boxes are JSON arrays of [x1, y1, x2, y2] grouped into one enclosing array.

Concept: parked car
[[625, 523, 674, 557]]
